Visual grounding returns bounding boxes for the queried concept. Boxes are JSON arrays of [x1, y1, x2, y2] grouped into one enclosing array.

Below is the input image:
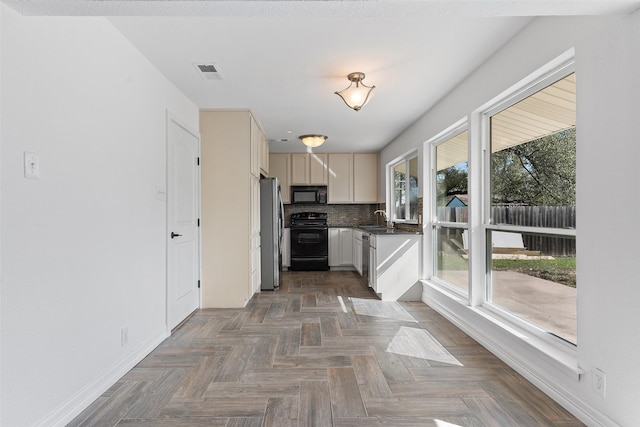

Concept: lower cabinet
[[329, 228, 354, 267], [369, 240, 377, 290], [250, 235, 261, 294], [370, 233, 421, 300]]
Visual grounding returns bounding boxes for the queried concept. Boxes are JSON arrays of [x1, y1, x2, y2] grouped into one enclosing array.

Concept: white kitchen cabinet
[[260, 132, 269, 176], [251, 233, 261, 295], [201, 110, 265, 308], [329, 228, 354, 267], [369, 245, 376, 290], [269, 153, 291, 204], [250, 116, 261, 178], [250, 176, 261, 294], [368, 233, 421, 300], [353, 153, 378, 203], [328, 153, 353, 203], [282, 228, 290, 268], [291, 153, 327, 185], [353, 229, 363, 275], [368, 234, 376, 289], [290, 153, 307, 184], [274, 151, 375, 204], [309, 153, 328, 184], [328, 153, 377, 203]]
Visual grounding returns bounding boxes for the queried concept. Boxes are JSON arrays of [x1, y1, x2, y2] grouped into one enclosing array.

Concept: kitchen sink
[[359, 226, 396, 233], [359, 226, 387, 231]]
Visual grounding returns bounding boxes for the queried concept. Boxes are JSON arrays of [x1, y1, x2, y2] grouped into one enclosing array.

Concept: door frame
[[166, 110, 201, 332]]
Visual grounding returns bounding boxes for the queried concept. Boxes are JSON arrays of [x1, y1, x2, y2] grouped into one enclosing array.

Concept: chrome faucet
[[374, 210, 394, 229]]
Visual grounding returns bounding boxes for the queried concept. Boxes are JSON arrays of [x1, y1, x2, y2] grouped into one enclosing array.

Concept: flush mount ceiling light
[[299, 134, 328, 148], [335, 72, 375, 111]]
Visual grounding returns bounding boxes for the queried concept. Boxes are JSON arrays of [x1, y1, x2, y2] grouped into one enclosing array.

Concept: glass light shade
[[335, 72, 375, 111], [299, 134, 327, 148]]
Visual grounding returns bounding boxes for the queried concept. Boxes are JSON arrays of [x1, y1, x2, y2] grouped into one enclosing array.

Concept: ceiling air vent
[[194, 63, 223, 81]]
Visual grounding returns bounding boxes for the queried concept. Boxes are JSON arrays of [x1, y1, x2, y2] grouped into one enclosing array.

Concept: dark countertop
[[331, 225, 422, 235]]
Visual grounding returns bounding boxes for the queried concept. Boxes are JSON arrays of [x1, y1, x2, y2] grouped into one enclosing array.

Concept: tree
[[435, 128, 576, 207], [491, 128, 576, 206], [436, 164, 468, 205]]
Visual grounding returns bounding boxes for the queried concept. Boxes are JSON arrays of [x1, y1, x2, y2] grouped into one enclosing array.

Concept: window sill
[[421, 279, 584, 381], [470, 304, 583, 379]]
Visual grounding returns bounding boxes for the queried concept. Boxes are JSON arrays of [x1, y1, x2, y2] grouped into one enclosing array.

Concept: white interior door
[[167, 113, 200, 330]]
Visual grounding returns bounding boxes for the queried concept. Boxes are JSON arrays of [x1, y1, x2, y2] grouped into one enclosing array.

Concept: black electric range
[[289, 212, 329, 271]]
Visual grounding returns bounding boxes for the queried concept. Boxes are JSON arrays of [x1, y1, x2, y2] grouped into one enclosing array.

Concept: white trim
[[475, 49, 577, 340], [434, 221, 469, 229], [479, 47, 576, 118], [426, 118, 470, 293], [422, 280, 622, 427], [425, 117, 468, 147], [486, 223, 576, 237], [34, 328, 169, 427], [388, 150, 419, 223], [166, 110, 202, 334]]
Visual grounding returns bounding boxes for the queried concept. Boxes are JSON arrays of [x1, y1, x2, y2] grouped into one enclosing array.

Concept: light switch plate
[[24, 152, 40, 179], [156, 185, 167, 201]]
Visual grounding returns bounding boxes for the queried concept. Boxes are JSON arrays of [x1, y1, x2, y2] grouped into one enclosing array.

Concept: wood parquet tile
[[68, 270, 584, 426]]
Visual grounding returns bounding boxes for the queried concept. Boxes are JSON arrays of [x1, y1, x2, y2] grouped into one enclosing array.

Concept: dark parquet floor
[[68, 270, 584, 426]]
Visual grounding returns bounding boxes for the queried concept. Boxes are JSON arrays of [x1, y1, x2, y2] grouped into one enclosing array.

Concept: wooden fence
[[437, 206, 576, 257]]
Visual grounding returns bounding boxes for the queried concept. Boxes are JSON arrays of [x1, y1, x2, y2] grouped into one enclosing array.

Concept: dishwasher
[[362, 232, 370, 285]]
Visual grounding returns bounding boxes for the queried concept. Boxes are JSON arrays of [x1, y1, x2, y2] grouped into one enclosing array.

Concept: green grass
[[492, 257, 576, 288], [437, 255, 576, 288]]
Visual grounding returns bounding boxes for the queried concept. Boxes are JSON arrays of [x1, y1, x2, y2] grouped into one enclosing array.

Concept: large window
[[427, 59, 577, 348], [486, 71, 576, 344], [391, 154, 418, 222], [433, 128, 469, 294]]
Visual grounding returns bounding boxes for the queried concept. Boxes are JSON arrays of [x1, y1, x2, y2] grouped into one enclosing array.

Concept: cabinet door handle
[[171, 232, 182, 239]]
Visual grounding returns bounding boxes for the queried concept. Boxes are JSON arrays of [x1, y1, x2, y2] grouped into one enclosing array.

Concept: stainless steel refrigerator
[[260, 177, 283, 290]]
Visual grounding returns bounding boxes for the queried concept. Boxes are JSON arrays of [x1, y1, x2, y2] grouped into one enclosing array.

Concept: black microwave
[[291, 186, 327, 204]]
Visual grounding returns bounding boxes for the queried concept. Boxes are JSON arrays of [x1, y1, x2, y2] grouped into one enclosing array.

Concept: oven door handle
[[297, 235, 322, 244]]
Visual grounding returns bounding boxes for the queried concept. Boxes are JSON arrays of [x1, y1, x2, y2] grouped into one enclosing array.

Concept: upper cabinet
[[272, 151, 377, 204], [269, 153, 291, 204], [353, 153, 379, 203], [328, 153, 378, 204], [250, 117, 268, 177], [260, 134, 269, 176], [250, 117, 260, 177], [291, 153, 327, 185], [328, 153, 353, 203]]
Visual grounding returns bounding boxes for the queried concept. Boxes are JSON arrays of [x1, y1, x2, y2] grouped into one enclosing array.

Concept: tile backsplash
[[284, 204, 379, 227], [283, 197, 423, 230]]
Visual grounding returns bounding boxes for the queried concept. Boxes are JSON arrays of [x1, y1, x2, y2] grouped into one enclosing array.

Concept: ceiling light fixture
[[335, 72, 375, 111], [299, 134, 328, 148]]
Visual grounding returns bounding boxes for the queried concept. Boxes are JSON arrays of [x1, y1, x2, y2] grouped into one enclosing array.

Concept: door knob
[[171, 232, 182, 239]]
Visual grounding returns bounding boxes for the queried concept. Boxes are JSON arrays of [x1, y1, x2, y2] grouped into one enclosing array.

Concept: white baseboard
[[36, 328, 170, 427], [421, 282, 621, 427]]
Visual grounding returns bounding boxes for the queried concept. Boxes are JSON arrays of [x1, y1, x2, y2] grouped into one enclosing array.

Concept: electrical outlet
[[121, 326, 129, 347], [592, 367, 606, 398]]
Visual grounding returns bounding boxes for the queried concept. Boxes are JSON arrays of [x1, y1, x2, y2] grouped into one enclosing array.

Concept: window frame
[[429, 120, 470, 296], [481, 61, 577, 347], [388, 151, 419, 224]]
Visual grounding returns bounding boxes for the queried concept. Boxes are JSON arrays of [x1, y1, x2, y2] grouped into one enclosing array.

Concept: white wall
[[381, 13, 640, 426], [0, 5, 198, 426]]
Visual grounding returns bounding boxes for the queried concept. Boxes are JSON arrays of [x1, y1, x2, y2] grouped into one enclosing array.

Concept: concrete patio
[[436, 270, 577, 343]]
